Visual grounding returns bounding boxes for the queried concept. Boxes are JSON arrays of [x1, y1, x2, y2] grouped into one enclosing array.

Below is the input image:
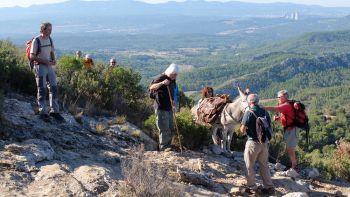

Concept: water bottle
[[50, 51, 55, 61]]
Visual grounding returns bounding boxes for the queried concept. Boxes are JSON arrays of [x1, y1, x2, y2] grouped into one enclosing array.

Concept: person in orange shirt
[[84, 54, 94, 69]]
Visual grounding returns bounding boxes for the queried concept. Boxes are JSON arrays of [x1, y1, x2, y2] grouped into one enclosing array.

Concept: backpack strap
[[248, 110, 262, 143], [249, 110, 258, 118], [34, 37, 41, 55]]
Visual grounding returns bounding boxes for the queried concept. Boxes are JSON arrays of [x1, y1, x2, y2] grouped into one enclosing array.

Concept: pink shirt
[[276, 102, 295, 130]]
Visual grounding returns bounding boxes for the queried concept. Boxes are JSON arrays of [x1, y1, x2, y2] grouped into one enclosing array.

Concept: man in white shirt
[[30, 22, 64, 122]]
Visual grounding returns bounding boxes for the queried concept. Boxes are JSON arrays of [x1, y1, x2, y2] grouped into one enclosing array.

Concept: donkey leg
[[212, 126, 219, 145], [221, 128, 228, 152], [226, 126, 235, 153]]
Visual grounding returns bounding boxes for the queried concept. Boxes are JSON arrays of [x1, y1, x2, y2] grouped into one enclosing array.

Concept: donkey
[[192, 89, 248, 153]]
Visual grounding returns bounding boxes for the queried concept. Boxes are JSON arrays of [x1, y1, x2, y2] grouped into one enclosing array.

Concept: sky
[[0, 0, 350, 8]]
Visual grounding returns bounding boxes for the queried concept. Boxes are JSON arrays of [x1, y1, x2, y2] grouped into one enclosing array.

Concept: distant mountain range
[[1, 0, 350, 40], [1, 0, 350, 21]]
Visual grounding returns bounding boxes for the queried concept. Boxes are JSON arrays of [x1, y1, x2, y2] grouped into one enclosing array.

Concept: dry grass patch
[[109, 115, 127, 125], [131, 130, 141, 138], [120, 125, 129, 132], [96, 123, 108, 134], [119, 148, 184, 197]]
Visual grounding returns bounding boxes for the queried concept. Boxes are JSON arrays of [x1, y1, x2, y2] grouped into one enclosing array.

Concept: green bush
[[0, 40, 35, 94], [144, 114, 157, 133], [144, 108, 211, 150], [57, 55, 145, 115]]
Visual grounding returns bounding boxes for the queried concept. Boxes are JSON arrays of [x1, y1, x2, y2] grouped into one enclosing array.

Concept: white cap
[[110, 58, 116, 63], [164, 63, 179, 76], [85, 54, 91, 59]]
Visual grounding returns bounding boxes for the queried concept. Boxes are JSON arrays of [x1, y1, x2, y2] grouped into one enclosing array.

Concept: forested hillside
[[178, 30, 350, 97]]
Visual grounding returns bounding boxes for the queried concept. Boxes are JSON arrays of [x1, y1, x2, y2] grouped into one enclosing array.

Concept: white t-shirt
[[30, 36, 55, 62]]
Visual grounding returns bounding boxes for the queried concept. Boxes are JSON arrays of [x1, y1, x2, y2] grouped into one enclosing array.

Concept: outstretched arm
[[264, 106, 279, 112]]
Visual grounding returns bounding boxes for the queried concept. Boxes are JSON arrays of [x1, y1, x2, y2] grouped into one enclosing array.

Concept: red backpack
[[25, 36, 52, 70], [26, 37, 40, 70], [288, 100, 310, 145]]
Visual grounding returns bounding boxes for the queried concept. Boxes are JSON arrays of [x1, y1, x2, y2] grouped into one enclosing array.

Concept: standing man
[[264, 90, 298, 170], [149, 63, 179, 151], [240, 94, 274, 194], [30, 22, 64, 122]]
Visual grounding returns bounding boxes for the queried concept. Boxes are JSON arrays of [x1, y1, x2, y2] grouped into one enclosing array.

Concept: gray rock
[[210, 144, 223, 155], [275, 162, 286, 171], [273, 176, 310, 193], [125, 122, 158, 151], [304, 167, 320, 179], [230, 187, 241, 195], [1, 139, 54, 172], [73, 165, 111, 194], [275, 168, 299, 178], [28, 164, 89, 196], [335, 190, 342, 197], [296, 179, 308, 187], [1, 98, 35, 128], [282, 192, 308, 197], [0, 140, 5, 149]]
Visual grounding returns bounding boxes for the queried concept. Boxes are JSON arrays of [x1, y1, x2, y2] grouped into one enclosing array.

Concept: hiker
[[84, 54, 94, 69], [109, 58, 117, 67], [240, 94, 274, 195], [30, 22, 64, 122], [264, 90, 298, 170], [149, 63, 179, 151], [75, 50, 82, 59], [197, 86, 214, 108]]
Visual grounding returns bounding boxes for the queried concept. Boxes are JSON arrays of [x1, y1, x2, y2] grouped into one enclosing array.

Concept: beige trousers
[[244, 140, 274, 188]]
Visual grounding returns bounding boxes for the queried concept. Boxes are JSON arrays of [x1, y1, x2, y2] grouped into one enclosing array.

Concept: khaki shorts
[[283, 127, 299, 148]]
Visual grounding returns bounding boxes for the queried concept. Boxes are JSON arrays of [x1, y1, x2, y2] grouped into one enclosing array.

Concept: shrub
[[174, 108, 211, 149], [0, 40, 35, 94], [144, 108, 211, 150], [334, 140, 350, 181], [56, 56, 146, 117], [120, 148, 184, 197]]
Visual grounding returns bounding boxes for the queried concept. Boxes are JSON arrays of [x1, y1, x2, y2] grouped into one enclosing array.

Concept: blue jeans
[[34, 64, 59, 114]]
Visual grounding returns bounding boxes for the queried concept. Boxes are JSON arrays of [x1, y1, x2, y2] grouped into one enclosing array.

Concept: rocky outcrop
[[0, 95, 350, 196]]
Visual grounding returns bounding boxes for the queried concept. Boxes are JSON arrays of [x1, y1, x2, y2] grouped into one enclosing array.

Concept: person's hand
[[172, 104, 176, 112], [273, 115, 279, 121], [162, 79, 170, 86], [48, 60, 56, 66]]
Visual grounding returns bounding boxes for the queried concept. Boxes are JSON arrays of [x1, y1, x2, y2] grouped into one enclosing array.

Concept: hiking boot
[[240, 185, 257, 195], [258, 187, 275, 195], [49, 112, 65, 122], [39, 113, 51, 122], [239, 187, 255, 195]]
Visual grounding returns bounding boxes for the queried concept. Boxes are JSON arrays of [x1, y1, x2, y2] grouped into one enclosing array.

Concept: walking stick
[[166, 86, 183, 153]]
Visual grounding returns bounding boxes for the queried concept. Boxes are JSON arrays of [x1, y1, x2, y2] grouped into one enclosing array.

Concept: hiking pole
[[166, 86, 183, 153]]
